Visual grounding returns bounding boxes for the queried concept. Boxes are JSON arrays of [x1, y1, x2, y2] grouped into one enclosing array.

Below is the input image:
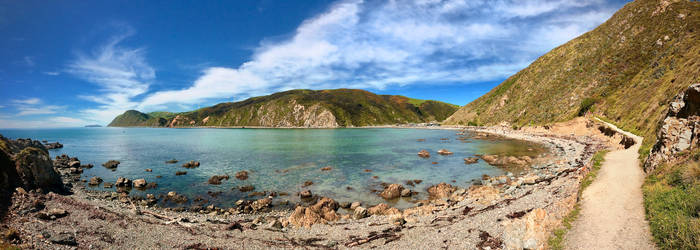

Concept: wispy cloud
[[23, 56, 35, 67], [43, 71, 60, 76], [12, 98, 41, 105], [138, 0, 618, 109], [68, 26, 154, 123], [16, 105, 63, 116]]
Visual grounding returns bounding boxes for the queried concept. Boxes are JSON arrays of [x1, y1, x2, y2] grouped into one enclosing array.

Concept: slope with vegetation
[[109, 89, 459, 128]]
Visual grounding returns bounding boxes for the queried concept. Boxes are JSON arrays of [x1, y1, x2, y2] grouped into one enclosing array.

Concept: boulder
[[145, 168, 152, 172], [368, 203, 401, 216], [288, 197, 339, 227], [320, 166, 332, 171], [208, 175, 230, 185], [417, 150, 430, 158], [102, 160, 120, 169], [88, 177, 103, 186], [299, 190, 313, 199], [11, 146, 63, 192], [427, 182, 456, 199], [464, 157, 479, 164], [67, 160, 81, 168], [379, 184, 404, 199], [235, 170, 249, 180], [238, 185, 255, 192], [350, 202, 362, 210], [353, 206, 368, 219], [302, 181, 314, 188], [182, 161, 200, 168], [175, 171, 187, 176], [251, 198, 272, 211], [133, 179, 147, 189], [437, 149, 453, 155], [115, 177, 132, 188], [400, 188, 413, 197]]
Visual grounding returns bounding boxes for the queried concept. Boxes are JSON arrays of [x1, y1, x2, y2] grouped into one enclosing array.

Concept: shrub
[[577, 98, 597, 116]]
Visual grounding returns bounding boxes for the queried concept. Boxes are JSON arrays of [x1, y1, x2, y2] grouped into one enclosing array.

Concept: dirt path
[[564, 120, 656, 249]]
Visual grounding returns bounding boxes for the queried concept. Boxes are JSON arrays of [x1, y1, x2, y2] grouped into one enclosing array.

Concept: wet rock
[[88, 177, 103, 186], [145, 168, 152, 172], [414, 179, 423, 184], [69, 167, 82, 174], [165, 159, 178, 164], [353, 206, 368, 219], [364, 169, 372, 172], [320, 166, 332, 171], [405, 180, 415, 186], [400, 188, 413, 197], [68, 160, 81, 168], [299, 190, 312, 199], [302, 181, 314, 188], [238, 185, 255, 192], [175, 171, 187, 176], [182, 161, 200, 168], [115, 177, 132, 188], [208, 175, 230, 185], [102, 160, 120, 169], [103, 182, 113, 188], [417, 150, 430, 158], [437, 149, 453, 155], [379, 184, 404, 199], [427, 182, 456, 199], [44, 142, 63, 150], [350, 202, 361, 210], [235, 170, 249, 180], [339, 202, 351, 209], [133, 179, 147, 189], [464, 157, 479, 164], [81, 164, 94, 169]]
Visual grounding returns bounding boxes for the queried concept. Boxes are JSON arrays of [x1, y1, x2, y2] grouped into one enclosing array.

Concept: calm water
[[0, 127, 547, 209]]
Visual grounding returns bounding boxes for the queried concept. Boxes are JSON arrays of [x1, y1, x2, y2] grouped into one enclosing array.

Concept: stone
[[208, 175, 230, 185], [68, 160, 81, 168], [299, 190, 312, 199], [115, 177, 132, 188], [400, 188, 412, 197], [182, 161, 200, 168], [165, 159, 178, 164], [353, 206, 368, 220], [145, 168, 152, 172], [368, 203, 401, 216], [288, 197, 340, 227], [427, 182, 456, 199], [88, 176, 102, 186], [379, 184, 404, 199], [102, 160, 120, 169], [350, 202, 361, 210], [302, 180, 314, 188], [175, 171, 187, 176], [464, 157, 479, 164], [50, 232, 77, 246], [6, 143, 64, 192], [251, 198, 272, 211], [103, 182, 113, 188], [133, 179, 147, 189], [339, 202, 351, 209], [266, 219, 283, 229], [437, 149, 453, 155], [320, 166, 332, 171], [238, 185, 255, 192], [235, 170, 249, 180], [417, 150, 430, 158]]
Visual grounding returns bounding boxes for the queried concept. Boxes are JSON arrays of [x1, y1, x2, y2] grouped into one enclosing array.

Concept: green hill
[[445, 0, 699, 151], [109, 89, 459, 127]]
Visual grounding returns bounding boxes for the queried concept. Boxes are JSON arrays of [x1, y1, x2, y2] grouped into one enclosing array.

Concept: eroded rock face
[[645, 83, 700, 172]]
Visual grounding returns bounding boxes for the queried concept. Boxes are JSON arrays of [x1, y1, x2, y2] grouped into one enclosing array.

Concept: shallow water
[[0, 127, 547, 209]]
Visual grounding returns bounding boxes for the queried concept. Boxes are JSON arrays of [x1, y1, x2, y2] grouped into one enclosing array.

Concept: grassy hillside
[[108, 89, 459, 127], [445, 0, 700, 152]]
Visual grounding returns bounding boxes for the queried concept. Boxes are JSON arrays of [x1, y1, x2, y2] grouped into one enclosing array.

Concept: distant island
[[108, 88, 460, 128], [84, 124, 102, 127]]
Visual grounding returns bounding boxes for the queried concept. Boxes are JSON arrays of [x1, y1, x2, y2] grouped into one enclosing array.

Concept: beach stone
[[464, 157, 479, 164], [88, 176, 102, 186], [427, 182, 456, 199], [266, 219, 283, 229], [167, 191, 177, 197], [368, 203, 401, 216], [353, 206, 368, 219], [350, 202, 361, 210], [68, 160, 81, 168], [115, 177, 132, 188], [379, 184, 404, 199], [103, 182, 113, 188], [102, 160, 120, 169], [50, 232, 77, 246], [146, 194, 155, 200], [133, 179, 147, 189], [417, 150, 430, 158], [235, 170, 249, 180], [299, 190, 312, 199], [437, 149, 453, 155]]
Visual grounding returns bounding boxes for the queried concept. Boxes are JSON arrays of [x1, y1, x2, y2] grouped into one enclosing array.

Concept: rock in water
[[115, 177, 132, 187], [437, 149, 453, 155], [133, 179, 147, 189], [208, 175, 230, 185], [417, 150, 430, 158], [379, 184, 404, 199], [464, 157, 479, 164], [299, 190, 312, 199], [102, 160, 120, 169], [235, 170, 249, 180], [88, 177, 103, 186]]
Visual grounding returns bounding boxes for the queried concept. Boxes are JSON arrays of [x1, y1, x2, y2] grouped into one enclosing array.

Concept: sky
[[0, 0, 630, 128]]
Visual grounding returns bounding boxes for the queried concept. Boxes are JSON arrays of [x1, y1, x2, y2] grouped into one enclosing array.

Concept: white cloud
[[137, 0, 618, 109], [0, 116, 87, 129], [16, 105, 63, 116], [68, 28, 154, 123], [23, 56, 35, 67], [43, 71, 60, 76], [12, 98, 41, 105]]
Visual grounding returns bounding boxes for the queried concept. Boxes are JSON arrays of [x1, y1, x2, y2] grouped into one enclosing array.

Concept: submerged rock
[[235, 170, 249, 180], [165, 159, 178, 164], [417, 150, 430, 158], [208, 175, 230, 185], [238, 185, 255, 192], [320, 166, 332, 171], [464, 157, 479, 164], [102, 160, 120, 169], [175, 171, 187, 176]]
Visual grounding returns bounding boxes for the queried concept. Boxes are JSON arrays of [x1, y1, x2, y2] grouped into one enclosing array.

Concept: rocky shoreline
[[2, 124, 611, 249]]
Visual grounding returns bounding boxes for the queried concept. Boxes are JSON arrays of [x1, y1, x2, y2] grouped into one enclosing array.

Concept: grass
[[643, 154, 700, 250], [548, 150, 608, 250]]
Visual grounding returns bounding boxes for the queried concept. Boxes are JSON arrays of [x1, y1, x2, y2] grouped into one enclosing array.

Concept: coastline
[[4, 120, 616, 249]]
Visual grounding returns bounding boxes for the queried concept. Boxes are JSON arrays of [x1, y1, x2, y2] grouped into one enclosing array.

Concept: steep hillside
[[445, 0, 700, 151], [109, 89, 459, 128]]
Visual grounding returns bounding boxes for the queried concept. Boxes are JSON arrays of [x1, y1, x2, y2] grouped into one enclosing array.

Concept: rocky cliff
[[445, 0, 700, 149], [644, 83, 700, 172], [109, 89, 459, 128]]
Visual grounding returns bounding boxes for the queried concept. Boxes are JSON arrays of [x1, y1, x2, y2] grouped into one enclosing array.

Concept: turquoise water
[[0, 127, 546, 209]]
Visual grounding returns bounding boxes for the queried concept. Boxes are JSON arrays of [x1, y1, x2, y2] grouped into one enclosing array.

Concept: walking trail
[[564, 120, 656, 250]]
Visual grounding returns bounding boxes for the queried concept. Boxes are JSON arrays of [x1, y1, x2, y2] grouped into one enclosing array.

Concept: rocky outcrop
[[427, 183, 456, 199], [645, 83, 700, 172], [379, 184, 404, 200], [288, 197, 340, 227]]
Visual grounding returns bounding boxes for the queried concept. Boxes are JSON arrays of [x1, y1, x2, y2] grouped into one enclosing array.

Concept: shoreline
[[3, 121, 613, 249]]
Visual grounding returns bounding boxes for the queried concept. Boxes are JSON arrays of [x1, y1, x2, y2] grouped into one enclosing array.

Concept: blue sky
[[0, 0, 629, 128]]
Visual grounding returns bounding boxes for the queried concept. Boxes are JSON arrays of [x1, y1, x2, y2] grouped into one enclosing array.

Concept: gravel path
[[564, 120, 655, 250]]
